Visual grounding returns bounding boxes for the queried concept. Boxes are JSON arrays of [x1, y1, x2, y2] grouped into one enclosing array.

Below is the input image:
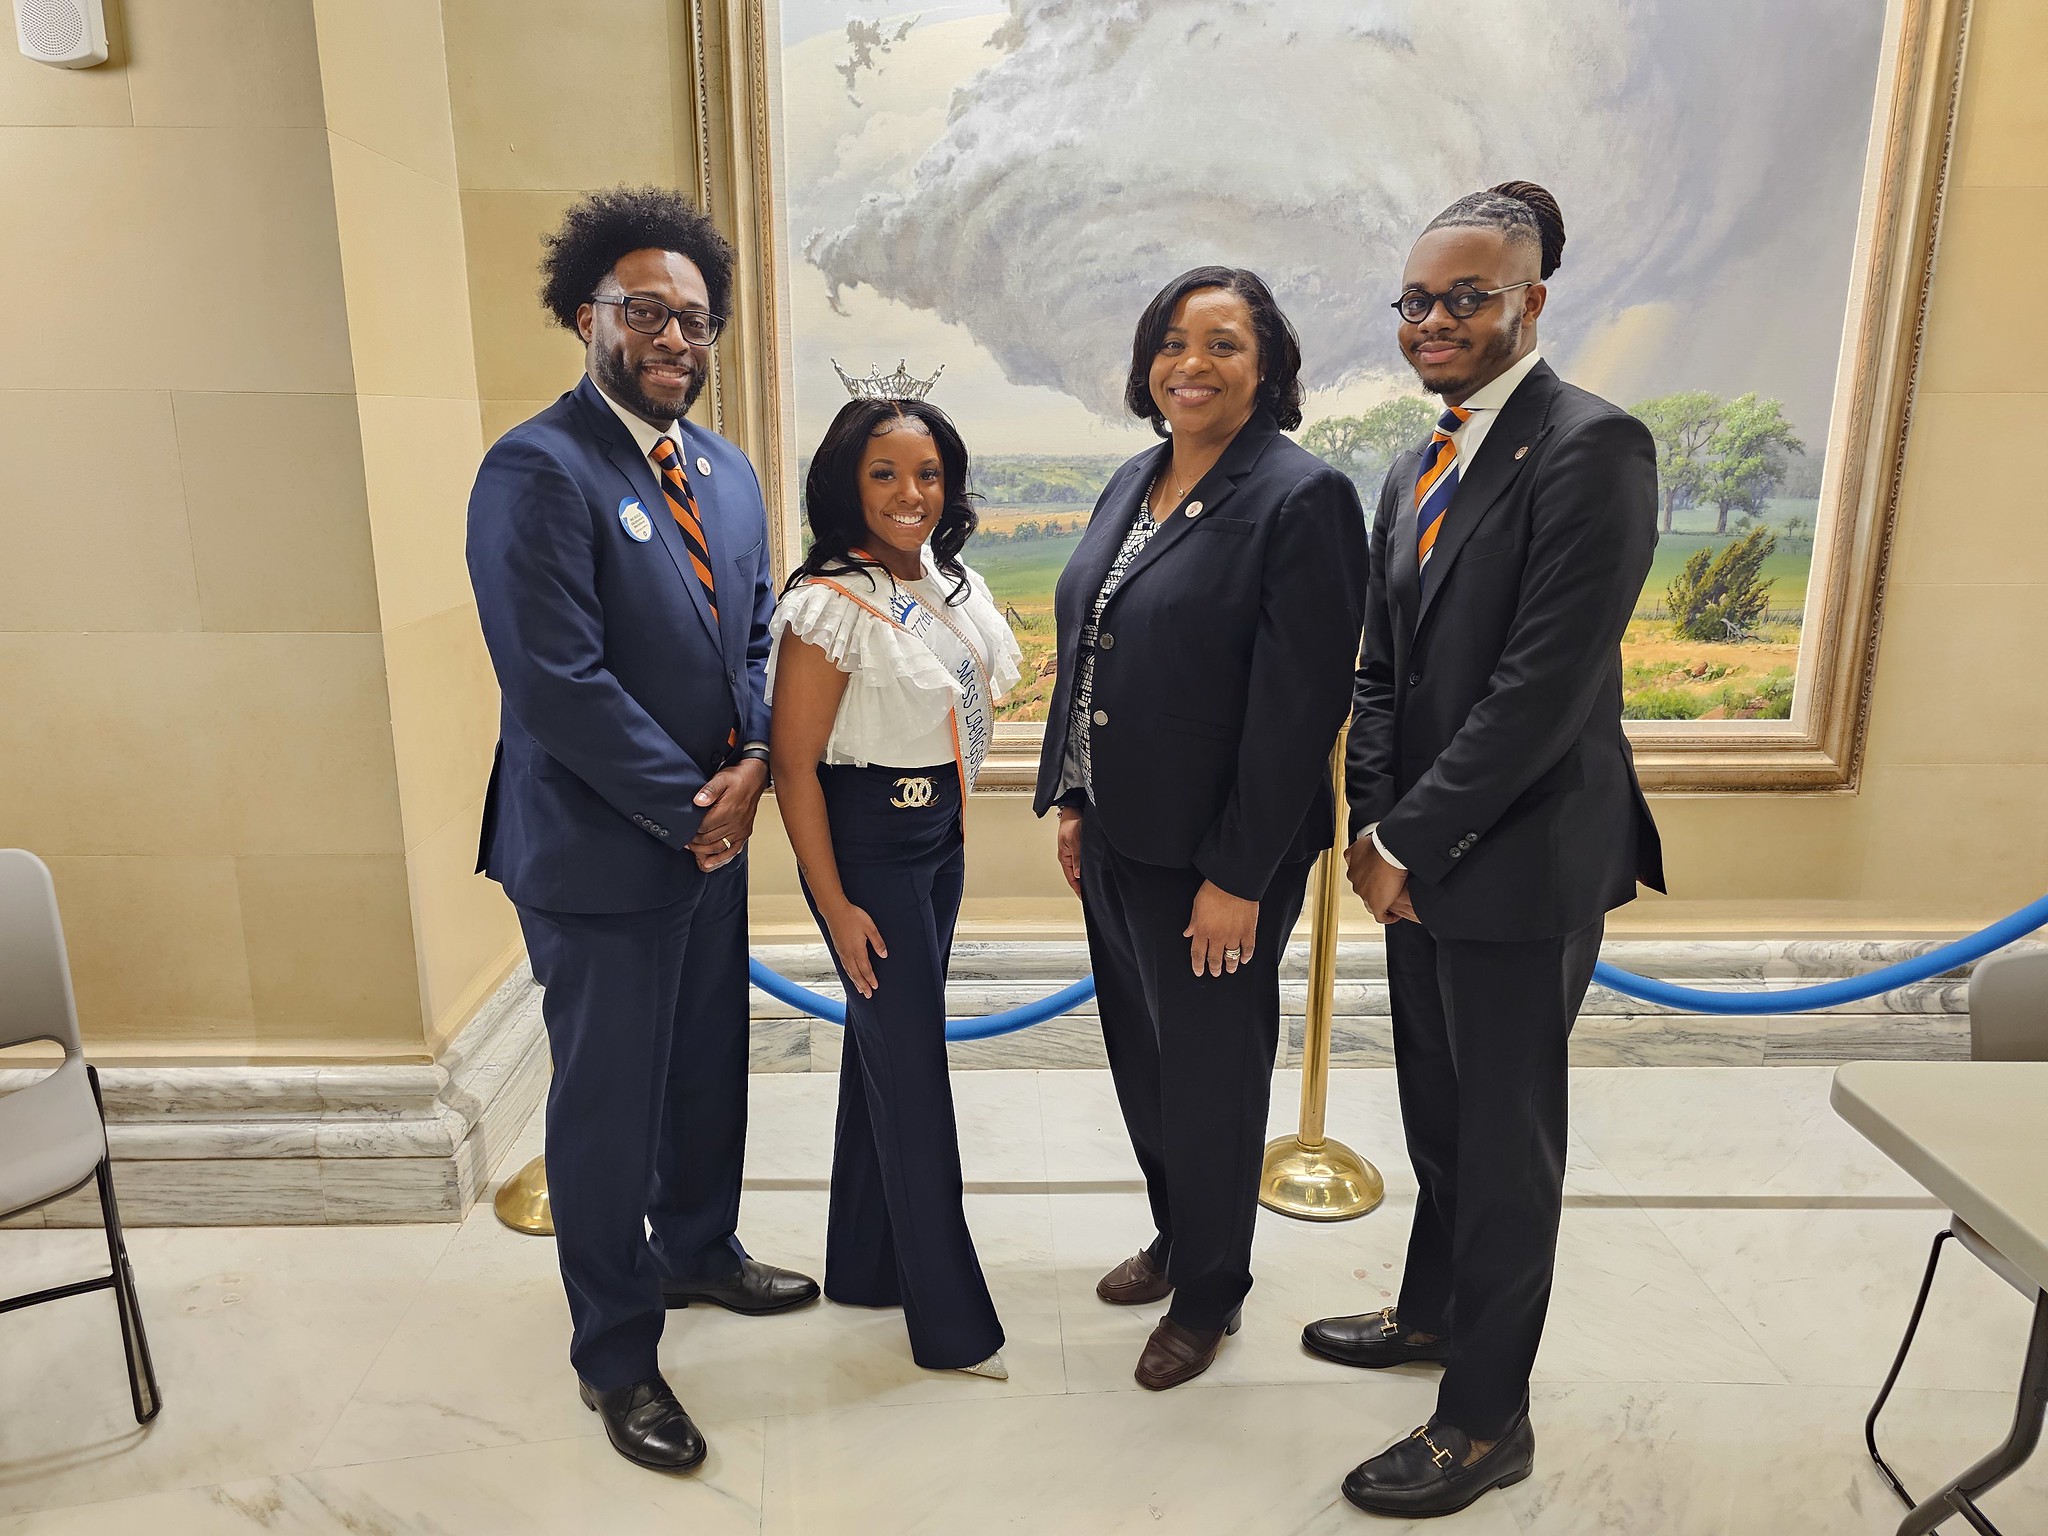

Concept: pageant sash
[[809, 564, 995, 800]]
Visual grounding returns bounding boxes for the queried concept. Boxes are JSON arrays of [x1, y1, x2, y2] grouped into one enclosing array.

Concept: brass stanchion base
[[1258, 1134, 1383, 1222], [494, 1154, 554, 1236]]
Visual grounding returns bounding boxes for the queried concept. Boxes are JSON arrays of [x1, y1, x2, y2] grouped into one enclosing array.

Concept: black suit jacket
[[1033, 412, 1369, 900], [1347, 360, 1665, 942]]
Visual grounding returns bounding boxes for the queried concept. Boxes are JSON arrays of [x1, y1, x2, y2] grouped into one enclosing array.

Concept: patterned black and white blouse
[[1055, 496, 1163, 800]]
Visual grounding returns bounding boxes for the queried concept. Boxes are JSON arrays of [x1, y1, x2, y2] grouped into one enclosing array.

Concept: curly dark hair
[[1123, 266, 1304, 437], [787, 399, 979, 606], [539, 186, 736, 332]]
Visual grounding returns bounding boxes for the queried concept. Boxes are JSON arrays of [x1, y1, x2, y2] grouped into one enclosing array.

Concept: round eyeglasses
[[1390, 281, 1535, 325], [590, 295, 726, 346]]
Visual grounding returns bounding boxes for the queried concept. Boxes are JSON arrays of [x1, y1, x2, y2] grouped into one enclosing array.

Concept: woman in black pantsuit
[[1032, 267, 1369, 1390]]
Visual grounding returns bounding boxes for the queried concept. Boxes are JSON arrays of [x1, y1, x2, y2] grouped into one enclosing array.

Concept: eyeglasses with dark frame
[[1390, 281, 1536, 325], [590, 295, 727, 346]]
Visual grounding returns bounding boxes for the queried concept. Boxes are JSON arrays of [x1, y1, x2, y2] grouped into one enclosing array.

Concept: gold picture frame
[[689, 0, 1970, 794]]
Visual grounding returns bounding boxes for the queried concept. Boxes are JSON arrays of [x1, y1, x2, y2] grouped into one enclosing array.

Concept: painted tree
[[1629, 391, 1722, 533], [1301, 396, 1438, 507], [1702, 393, 1804, 534], [1664, 525, 1778, 642]]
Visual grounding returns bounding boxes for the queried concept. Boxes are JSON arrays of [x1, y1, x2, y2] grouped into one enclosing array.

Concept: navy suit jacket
[[468, 376, 774, 914]]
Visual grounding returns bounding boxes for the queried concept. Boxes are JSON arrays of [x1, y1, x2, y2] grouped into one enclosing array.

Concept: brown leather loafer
[[1096, 1250, 1172, 1306], [1133, 1310, 1241, 1390]]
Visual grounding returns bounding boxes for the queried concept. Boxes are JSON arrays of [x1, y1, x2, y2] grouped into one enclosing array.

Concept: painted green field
[[968, 529, 1811, 617], [963, 506, 1815, 722], [968, 530, 1085, 616]]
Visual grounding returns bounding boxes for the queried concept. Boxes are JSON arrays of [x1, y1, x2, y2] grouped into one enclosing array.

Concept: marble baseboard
[[1, 965, 549, 1230], [751, 938, 2015, 1072], [0, 938, 1999, 1227]]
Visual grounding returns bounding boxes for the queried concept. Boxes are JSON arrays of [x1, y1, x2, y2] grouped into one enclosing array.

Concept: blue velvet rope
[[747, 959, 1097, 1042], [1590, 888, 2048, 1015], [751, 889, 2048, 1036]]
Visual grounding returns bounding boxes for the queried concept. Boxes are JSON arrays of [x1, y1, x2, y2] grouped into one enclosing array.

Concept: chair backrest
[[1969, 949, 2048, 1062], [0, 850, 83, 1057]]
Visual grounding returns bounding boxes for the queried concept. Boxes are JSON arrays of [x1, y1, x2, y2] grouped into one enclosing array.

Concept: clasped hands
[[1346, 833, 1419, 926], [686, 758, 768, 873]]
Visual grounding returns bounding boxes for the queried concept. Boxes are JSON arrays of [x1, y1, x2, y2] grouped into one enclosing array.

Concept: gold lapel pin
[[1513, 444, 1529, 461]]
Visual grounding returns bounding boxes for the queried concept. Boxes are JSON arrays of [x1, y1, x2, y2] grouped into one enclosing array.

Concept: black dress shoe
[[579, 1376, 708, 1472], [663, 1256, 820, 1315], [1341, 1413, 1534, 1519], [1302, 1307, 1452, 1369]]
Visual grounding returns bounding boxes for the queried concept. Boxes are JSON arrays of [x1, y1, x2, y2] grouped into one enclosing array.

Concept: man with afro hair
[[467, 186, 818, 1475]]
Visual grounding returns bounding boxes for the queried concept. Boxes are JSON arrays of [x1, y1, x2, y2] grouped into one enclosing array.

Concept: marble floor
[[2, 1067, 2044, 1535]]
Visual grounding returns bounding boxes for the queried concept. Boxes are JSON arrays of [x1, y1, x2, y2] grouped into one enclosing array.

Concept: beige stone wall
[[443, 0, 698, 448], [0, 1, 418, 1059], [0, 0, 516, 1060], [311, 0, 519, 1053]]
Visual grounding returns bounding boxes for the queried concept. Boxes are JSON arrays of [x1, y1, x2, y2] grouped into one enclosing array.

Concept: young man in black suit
[[1305, 183, 1664, 1519]]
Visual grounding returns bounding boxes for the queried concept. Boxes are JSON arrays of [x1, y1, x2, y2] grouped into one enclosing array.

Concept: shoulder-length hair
[[787, 398, 979, 605], [1123, 266, 1305, 438]]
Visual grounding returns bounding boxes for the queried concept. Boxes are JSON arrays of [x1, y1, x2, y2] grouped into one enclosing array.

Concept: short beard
[[592, 338, 704, 424], [1414, 313, 1522, 398]]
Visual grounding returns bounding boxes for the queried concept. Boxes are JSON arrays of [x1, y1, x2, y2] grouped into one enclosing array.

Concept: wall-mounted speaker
[[14, 0, 107, 68]]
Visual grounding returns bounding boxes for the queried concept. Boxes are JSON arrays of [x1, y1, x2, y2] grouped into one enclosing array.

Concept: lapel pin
[[696, 456, 713, 477], [617, 498, 654, 542], [1184, 500, 1204, 518], [1513, 444, 1529, 461]]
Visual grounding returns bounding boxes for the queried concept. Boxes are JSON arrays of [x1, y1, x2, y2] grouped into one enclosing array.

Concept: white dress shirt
[[1367, 348, 1544, 873]]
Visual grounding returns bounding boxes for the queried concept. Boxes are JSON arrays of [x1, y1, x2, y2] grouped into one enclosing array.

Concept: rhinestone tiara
[[832, 358, 945, 401]]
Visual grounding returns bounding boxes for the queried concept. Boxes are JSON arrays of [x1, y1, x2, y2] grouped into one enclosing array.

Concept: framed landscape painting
[[689, 0, 1968, 790]]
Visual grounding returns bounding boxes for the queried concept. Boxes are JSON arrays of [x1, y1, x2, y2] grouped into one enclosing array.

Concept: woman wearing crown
[[768, 392, 1020, 1381]]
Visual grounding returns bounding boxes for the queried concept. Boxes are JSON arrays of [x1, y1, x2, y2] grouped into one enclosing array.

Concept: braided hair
[[1423, 180, 1566, 279]]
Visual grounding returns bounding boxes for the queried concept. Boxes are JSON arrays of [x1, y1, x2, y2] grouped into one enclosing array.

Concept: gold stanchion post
[[495, 1154, 553, 1235], [1258, 730, 1384, 1221]]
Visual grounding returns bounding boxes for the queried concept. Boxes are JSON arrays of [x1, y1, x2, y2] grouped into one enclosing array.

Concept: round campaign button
[[696, 456, 713, 477], [617, 498, 654, 542]]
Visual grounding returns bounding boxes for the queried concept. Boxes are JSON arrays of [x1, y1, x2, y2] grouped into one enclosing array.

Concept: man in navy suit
[[468, 187, 817, 1474]]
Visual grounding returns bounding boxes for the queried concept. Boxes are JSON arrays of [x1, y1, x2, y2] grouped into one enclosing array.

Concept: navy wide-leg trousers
[[805, 764, 1003, 1371]]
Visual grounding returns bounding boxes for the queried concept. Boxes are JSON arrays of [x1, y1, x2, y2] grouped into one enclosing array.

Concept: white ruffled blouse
[[767, 554, 1022, 776]]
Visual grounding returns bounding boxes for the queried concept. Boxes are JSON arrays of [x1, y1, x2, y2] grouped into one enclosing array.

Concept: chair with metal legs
[[0, 848, 161, 1425], [1864, 949, 2048, 1535]]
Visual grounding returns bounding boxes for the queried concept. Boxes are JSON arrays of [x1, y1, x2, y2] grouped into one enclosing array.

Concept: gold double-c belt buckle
[[890, 775, 937, 809]]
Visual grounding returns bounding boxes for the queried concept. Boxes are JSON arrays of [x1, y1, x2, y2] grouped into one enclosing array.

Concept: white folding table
[[1832, 1061, 2048, 1536]]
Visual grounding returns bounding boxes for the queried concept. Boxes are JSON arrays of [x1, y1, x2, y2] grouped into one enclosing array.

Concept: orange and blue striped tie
[[650, 437, 719, 622], [1415, 405, 1473, 583], [650, 437, 738, 752]]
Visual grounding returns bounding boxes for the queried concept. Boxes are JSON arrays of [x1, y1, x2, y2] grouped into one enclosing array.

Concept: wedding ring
[[1223, 947, 1242, 959], [721, 836, 732, 851]]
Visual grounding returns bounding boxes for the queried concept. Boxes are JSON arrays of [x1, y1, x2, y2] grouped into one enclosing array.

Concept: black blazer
[[1033, 412, 1369, 900], [1347, 360, 1665, 943]]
